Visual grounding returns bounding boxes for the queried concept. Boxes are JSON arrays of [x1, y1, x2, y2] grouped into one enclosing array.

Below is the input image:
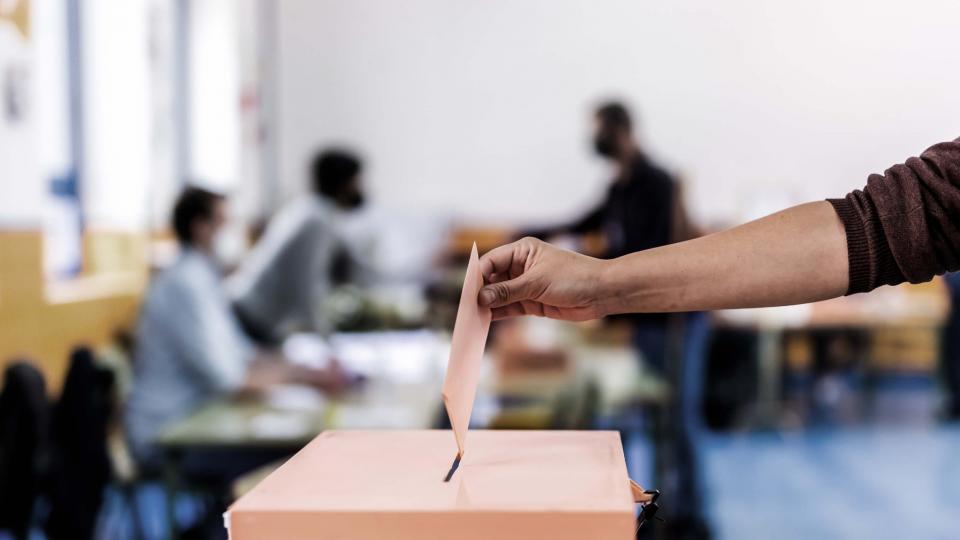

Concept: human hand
[[477, 237, 610, 321], [295, 360, 357, 395]]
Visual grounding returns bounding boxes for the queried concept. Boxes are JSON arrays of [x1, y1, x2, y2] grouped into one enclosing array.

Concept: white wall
[[0, 2, 42, 228], [276, 0, 960, 226], [189, 0, 240, 191], [189, 0, 270, 228], [34, 0, 71, 202], [81, 0, 153, 230]]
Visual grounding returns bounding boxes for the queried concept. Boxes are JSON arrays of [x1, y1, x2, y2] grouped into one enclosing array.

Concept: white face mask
[[212, 223, 245, 268]]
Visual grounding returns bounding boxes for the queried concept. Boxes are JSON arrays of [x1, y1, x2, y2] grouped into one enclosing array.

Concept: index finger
[[478, 239, 529, 282]]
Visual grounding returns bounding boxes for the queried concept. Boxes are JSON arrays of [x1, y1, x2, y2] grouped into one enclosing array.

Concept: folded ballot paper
[[441, 242, 492, 458], [226, 243, 636, 540]]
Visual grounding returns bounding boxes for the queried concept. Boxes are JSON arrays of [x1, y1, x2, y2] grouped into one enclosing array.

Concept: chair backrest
[[45, 346, 115, 540], [0, 360, 51, 537]]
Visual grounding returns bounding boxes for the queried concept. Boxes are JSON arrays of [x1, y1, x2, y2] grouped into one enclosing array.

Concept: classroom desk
[[155, 330, 449, 539], [157, 330, 450, 449], [155, 396, 326, 452], [156, 377, 446, 452], [715, 280, 949, 428], [157, 322, 668, 444], [480, 343, 668, 429]]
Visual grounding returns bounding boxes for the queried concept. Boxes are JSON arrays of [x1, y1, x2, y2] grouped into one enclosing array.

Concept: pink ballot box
[[226, 429, 636, 540]]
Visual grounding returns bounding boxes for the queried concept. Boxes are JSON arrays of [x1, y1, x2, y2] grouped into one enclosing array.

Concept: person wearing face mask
[[534, 102, 690, 368], [525, 101, 710, 538], [529, 101, 691, 258], [228, 149, 369, 343], [125, 187, 347, 478]]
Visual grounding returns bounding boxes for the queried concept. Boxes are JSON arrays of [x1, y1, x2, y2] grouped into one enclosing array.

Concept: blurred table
[[155, 330, 449, 539], [715, 280, 950, 428], [156, 396, 328, 452], [477, 342, 668, 430], [157, 330, 450, 452]]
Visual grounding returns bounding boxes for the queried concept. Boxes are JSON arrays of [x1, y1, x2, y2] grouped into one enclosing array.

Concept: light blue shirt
[[125, 248, 252, 464]]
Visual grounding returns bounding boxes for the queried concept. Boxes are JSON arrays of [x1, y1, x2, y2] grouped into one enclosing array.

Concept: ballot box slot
[[443, 452, 463, 482]]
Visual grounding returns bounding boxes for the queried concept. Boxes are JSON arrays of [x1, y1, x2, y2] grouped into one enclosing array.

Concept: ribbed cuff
[[827, 194, 907, 294], [827, 197, 872, 295]]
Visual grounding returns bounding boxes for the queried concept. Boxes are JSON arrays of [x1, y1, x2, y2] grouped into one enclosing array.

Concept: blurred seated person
[[124, 187, 346, 479], [228, 149, 370, 343]]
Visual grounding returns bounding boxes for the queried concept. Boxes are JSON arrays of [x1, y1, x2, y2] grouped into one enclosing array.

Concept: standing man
[[531, 101, 708, 537], [529, 103, 688, 359], [533, 101, 686, 257]]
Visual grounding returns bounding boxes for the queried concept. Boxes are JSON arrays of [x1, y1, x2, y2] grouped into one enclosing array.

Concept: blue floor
[[95, 483, 213, 540], [703, 425, 960, 540]]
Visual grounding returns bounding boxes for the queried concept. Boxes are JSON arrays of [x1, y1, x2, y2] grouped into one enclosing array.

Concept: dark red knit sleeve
[[828, 138, 960, 295]]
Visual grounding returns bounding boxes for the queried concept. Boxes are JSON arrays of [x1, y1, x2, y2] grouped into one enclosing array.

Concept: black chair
[[45, 346, 115, 540], [0, 361, 52, 540]]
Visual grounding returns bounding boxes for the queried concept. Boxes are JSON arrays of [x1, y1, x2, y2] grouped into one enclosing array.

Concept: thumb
[[478, 275, 535, 308]]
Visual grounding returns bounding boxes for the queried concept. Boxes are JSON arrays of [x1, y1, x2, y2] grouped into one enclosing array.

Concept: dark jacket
[[534, 153, 677, 326], [45, 347, 114, 540], [0, 362, 51, 539]]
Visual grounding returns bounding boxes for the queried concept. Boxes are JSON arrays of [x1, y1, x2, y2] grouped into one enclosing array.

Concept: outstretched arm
[[478, 138, 960, 320], [605, 201, 849, 313], [478, 202, 846, 320]]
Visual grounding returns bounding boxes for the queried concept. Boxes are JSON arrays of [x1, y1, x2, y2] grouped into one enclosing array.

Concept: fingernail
[[479, 288, 496, 306]]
